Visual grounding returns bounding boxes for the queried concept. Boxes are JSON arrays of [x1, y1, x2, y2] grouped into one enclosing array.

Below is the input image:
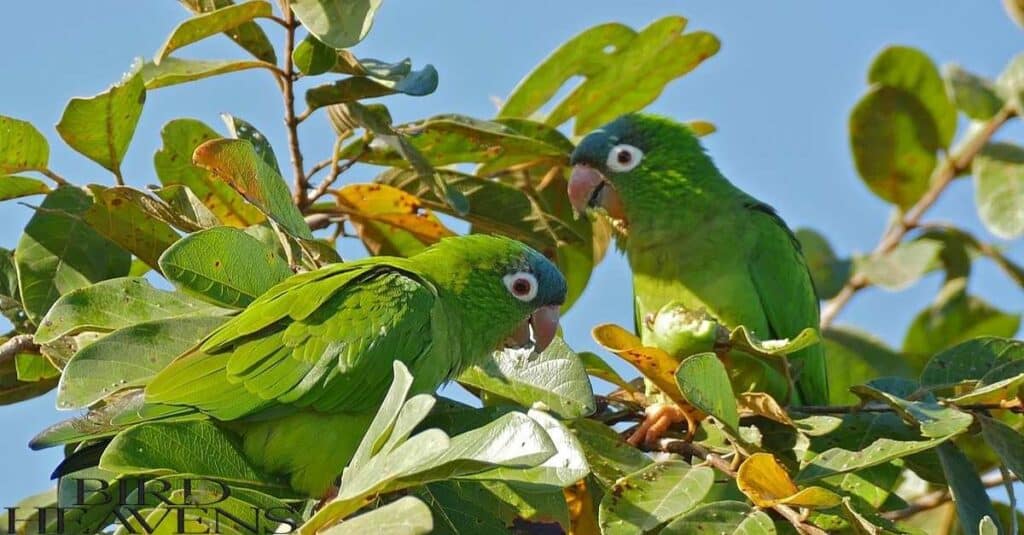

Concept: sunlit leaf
[[56, 62, 145, 178], [677, 353, 739, 432], [0, 175, 49, 201], [154, 118, 265, 227], [598, 461, 714, 534], [320, 496, 433, 535], [291, 0, 382, 49], [141, 58, 270, 89], [945, 65, 1004, 121], [738, 453, 842, 509], [662, 501, 776, 535], [868, 46, 957, 147], [0, 115, 49, 174], [83, 186, 181, 270], [500, 16, 720, 135], [920, 337, 1024, 392], [305, 63, 439, 109], [592, 323, 685, 406], [578, 351, 637, 393], [459, 336, 595, 419], [193, 139, 313, 239], [158, 226, 291, 308], [156, 0, 273, 63], [851, 379, 973, 438], [855, 239, 943, 291], [221, 114, 280, 174], [973, 142, 1024, 239], [336, 183, 454, 257]]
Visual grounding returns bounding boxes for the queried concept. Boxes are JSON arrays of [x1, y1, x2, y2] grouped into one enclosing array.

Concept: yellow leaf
[[737, 392, 796, 427], [563, 480, 598, 535], [591, 324, 686, 406], [336, 184, 455, 255], [686, 120, 716, 137], [737, 453, 840, 509]]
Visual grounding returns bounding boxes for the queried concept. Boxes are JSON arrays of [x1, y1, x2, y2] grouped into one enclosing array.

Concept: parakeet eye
[[606, 144, 643, 172], [503, 272, 538, 302]]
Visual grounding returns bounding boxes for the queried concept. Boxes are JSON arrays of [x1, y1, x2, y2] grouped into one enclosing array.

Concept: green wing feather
[[146, 261, 440, 419], [746, 201, 829, 405]]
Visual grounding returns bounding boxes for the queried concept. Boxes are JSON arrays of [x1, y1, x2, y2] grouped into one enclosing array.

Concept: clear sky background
[[0, 2, 1021, 507]]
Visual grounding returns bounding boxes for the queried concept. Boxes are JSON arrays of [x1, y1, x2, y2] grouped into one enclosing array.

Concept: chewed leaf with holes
[[598, 461, 714, 534]]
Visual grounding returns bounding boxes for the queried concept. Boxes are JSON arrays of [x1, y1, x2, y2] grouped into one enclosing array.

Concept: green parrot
[[32, 234, 566, 497], [567, 113, 826, 444]]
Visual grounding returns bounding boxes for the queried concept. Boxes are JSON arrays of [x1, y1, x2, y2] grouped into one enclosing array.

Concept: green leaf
[[15, 353, 59, 382], [855, 239, 943, 290], [14, 187, 131, 324], [868, 46, 957, 147], [463, 409, 590, 487], [35, 277, 225, 344], [973, 142, 1024, 239], [949, 372, 1024, 405], [794, 228, 851, 300], [851, 379, 973, 438], [179, 0, 277, 63], [0, 175, 50, 201], [192, 139, 313, 240], [57, 316, 226, 409], [458, 336, 596, 419], [662, 501, 776, 535], [936, 442, 1000, 535], [56, 63, 145, 178], [822, 327, 915, 405], [568, 419, 652, 487], [997, 52, 1024, 113], [579, 351, 636, 392], [319, 496, 433, 535], [500, 16, 720, 135], [156, 0, 273, 63], [141, 58, 270, 89], [82, 186, 181, 270], [797, 433, 953, 484], [903, 279, 1021, 367], [305, 363, 557, 534], [221, 114, 280, 174], [158, 226, 292, 308], [154, 119, 265, 227], [0, 115, 49, 174], [293, 34, 338, 76], [598, 461, 715, 534], [849, 85, 939, 209], [676, 352, 739, 432], [727, 325, 820, 360], [979, 415, 1024, 480], [920, 337, 1024, 391], [100, 420, 282, 488], [345, 114, 568, 171], [944, 65, 1004, 121], [416, 480, 568, 535], [305, 64, 439, 109], [290, 0, 382, 49]]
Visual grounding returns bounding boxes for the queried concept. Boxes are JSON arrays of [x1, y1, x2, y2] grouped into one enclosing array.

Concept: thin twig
[[662, 440, 827, 535], [40, 169, 69, 186], [883, 470, 1015, 521], [0, 335, 38, 363], [279, 0, 307, 208], [820, 105, 1016, 328], [306, 144, 368, 209], [307, 158, 333, 181]]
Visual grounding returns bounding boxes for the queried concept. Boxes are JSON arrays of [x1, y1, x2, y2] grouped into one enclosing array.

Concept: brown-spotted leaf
[[592, 323, 684, 406], [335, 183, 454, 257]]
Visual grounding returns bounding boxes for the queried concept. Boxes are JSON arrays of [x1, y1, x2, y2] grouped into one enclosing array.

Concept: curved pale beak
[[505, 304, 561, 353], [567, 164, 626, 220]]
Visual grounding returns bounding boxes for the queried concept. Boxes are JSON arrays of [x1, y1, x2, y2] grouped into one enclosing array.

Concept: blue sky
[[0, 2, 1021, 507]]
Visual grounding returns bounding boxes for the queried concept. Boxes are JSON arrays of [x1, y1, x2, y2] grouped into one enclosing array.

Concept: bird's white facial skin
[[503, 271, 538, 302], [606, 143, 644, 173]]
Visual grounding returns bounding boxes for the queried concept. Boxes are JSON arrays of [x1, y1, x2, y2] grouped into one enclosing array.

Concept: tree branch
[[820, 105, 1017, 328], [661, 440, 828, 535], [40, 169, 69, 186], [0, 335, 38, 364], [279, 1, 307, 208], [305, 143, 367, 210]]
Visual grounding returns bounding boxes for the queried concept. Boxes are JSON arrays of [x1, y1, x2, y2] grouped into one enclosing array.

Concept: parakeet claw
[[627, 402, 698, 447]]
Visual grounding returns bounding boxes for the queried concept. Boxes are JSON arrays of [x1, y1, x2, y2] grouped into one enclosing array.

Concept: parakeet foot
[[627, 402, 698, 447]]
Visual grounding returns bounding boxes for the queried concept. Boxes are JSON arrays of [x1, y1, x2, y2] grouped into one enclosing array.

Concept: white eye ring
[[503, 272, 538, 302], [606, 144, 643, 172]]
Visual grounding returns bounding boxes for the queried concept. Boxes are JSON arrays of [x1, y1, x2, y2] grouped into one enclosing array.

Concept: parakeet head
[[415, 234, 567, 352], [567, 113, 716, 231]]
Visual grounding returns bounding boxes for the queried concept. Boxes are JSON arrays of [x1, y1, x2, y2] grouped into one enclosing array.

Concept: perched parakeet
[[567, 114, 827, 442], [32, 234, 566, 497]]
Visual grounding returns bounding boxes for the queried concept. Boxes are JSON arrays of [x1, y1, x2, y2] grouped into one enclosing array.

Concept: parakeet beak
[[505, 304, 561, 353], [568, 164, 626, 221]]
